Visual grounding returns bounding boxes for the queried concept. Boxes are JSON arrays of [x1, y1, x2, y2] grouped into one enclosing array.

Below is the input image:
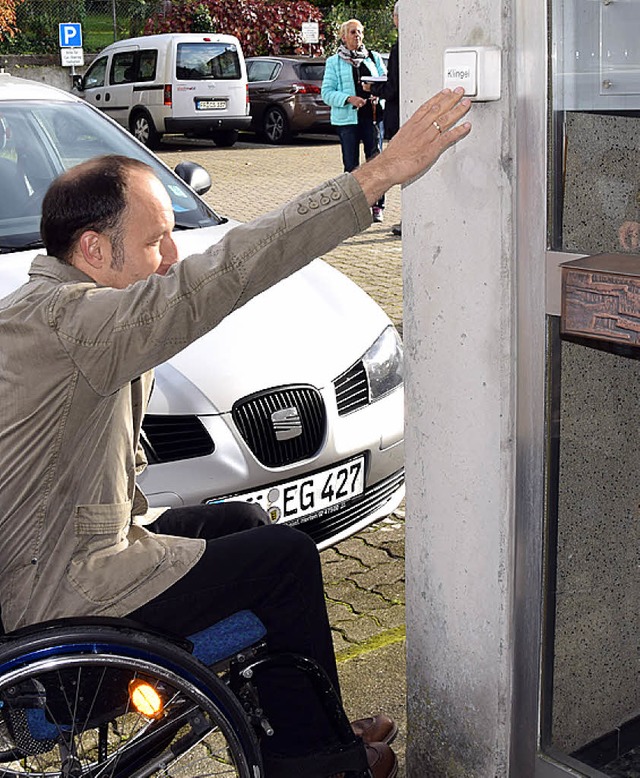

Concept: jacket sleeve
[[321, 55, 354, 108], [370, 44, 398, 102], [50, 174, 372, 396], [371, 50, 387, 77]]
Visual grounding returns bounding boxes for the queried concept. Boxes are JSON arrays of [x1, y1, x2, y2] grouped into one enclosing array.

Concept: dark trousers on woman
[[128, 503, 342, 764], [336, 115, 385, 210]]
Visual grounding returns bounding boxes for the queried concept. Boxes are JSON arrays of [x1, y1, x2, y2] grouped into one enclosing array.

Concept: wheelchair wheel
[[0, 624, 262, 777]]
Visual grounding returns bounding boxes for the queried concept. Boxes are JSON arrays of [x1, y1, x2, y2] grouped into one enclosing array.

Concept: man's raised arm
[[353, 87, 471, 206]]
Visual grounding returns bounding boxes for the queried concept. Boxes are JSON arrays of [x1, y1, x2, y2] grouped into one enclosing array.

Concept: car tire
[[130, 110, 162, 149], [262, 106, 291, 144], [212, 129, 239, 148]]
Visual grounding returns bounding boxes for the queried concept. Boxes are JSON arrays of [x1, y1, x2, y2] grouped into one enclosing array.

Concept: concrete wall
[[402, 0, 516, 776], [0, 56, 85, 92]]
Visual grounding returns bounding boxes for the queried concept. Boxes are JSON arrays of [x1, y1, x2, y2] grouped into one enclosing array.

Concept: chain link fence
[[1, 0, 165, 54], [0, 0, 396, 57]]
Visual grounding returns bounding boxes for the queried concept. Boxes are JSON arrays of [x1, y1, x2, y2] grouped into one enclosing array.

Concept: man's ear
[[77, 230, 107, 270]]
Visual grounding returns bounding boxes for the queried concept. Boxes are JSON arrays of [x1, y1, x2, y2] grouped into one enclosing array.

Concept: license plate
[[207, 456, 365, 524], [196, 99, 226, 110]]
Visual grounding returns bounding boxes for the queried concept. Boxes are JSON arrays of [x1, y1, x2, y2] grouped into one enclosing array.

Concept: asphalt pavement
[[158, 132, 407, 775]]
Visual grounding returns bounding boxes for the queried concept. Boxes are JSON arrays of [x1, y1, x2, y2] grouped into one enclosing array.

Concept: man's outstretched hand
[[353, 87, 472, 206]]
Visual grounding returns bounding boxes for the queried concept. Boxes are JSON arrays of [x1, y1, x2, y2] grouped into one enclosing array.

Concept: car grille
[[232, 386, 326, 467], [288, 468, 405, 545], [141, 415, 214, 464], [334, 360, 369, 416]]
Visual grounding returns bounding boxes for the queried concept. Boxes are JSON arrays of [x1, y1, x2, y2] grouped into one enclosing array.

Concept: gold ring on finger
[[433, 120, 442, 133]]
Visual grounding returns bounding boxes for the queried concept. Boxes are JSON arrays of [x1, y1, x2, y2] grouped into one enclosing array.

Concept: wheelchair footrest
[[262, 739, 369, 778]]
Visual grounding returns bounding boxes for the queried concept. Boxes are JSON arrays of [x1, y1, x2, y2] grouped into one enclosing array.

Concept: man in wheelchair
[[0, 89, 471, 777]]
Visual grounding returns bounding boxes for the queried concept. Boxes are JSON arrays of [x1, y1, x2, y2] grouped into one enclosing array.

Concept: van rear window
[[176, 43, 241, 80]]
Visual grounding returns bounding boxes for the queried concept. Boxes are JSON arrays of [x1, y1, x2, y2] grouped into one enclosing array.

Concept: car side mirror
[[72, 74, 84, 91], [174, 161, 212, 196]]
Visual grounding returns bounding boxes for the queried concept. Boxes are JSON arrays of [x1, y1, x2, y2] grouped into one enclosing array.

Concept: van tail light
[[164, 84, 172, 106], [245, 83, 249, 105], [292, 83, 321, 95]]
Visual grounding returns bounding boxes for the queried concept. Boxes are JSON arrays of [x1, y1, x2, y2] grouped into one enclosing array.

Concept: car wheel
[[212, 129, 239, 148], [130, 111, 162, 149], [263, 106, 291, 144]]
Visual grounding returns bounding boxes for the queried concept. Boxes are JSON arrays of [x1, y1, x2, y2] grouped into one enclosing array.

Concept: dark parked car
[[246, 56, 331, 144]]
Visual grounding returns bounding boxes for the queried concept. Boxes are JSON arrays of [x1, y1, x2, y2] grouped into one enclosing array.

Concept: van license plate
[[196, 99, 227, 110], [206, 456, 365, 524]]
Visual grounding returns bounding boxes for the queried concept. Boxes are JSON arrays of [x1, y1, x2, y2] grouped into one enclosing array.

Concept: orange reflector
[[129, 679, 164, 718]]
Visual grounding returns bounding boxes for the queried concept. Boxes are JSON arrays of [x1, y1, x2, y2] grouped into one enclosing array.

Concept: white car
[[0, 74, 404, 548]]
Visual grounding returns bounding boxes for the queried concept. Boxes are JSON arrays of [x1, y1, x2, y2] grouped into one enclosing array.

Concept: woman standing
[[321, 19, 387, 222]]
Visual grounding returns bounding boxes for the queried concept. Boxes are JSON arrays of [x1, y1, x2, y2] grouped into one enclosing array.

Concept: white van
[[74, 33, 251, 148]]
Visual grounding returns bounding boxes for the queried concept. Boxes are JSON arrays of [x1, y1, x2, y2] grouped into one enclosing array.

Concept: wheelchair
[[0, 610, 371, 777]]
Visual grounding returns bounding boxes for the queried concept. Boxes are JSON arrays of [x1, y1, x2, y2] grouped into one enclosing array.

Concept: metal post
[[112, 0, 118, 41]]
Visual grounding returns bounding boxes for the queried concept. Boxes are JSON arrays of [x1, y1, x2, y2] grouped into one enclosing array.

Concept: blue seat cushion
[[187, 610, 266, 666]]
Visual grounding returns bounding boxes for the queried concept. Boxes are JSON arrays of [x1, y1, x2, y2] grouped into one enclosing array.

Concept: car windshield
[[0, 99, 222, 253]]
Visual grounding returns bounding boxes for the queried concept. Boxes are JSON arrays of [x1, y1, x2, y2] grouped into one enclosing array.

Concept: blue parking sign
[[59, 23, 82, 48]]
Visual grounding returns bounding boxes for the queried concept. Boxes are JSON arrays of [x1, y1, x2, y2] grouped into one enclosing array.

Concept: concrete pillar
[[403, 0, 516, 775]]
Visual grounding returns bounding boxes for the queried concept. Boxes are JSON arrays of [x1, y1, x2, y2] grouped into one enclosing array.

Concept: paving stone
[[368, 603, 406, 630], [324, 580, 386, 612], [381, 538, 406, 559], [319, 546, 341, 564], [376, 580, 407, 603], [331, 630, 352, 653], [335, 614, 383, 644], [320, 552, 367, 582], [339, 538, 393, 568], [350, 562, 404, 591], [324, 598, 355, 624]]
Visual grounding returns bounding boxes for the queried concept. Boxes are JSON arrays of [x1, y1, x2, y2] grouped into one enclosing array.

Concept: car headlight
[[362, 326, 404, 401]]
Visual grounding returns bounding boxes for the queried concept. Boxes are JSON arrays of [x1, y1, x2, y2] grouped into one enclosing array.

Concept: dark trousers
[[129, 504, 341, 759], [336, 118, 385, 210]]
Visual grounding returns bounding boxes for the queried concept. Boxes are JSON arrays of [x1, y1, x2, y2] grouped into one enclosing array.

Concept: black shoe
[[391, 222, 402, 236]]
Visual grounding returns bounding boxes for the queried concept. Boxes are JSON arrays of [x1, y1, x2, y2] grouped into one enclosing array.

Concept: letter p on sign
[[59, 23, 82, 47]]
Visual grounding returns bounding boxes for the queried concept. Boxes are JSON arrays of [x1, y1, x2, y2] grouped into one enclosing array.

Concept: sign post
[[301, 21, 319, 56], [59, 23, 84, 79]]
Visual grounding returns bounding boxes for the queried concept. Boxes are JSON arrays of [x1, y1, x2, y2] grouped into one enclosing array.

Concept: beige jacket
[[0, 174, 371, 631]]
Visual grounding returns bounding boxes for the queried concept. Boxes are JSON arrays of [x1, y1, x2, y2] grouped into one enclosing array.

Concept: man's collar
[[29, 254, 97, 285]]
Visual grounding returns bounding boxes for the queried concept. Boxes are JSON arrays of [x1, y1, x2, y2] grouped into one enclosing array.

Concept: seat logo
[[271, 407, 302, 440]]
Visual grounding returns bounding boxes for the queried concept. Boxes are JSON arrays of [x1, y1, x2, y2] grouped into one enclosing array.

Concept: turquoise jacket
[[321, 50, 386, 127]]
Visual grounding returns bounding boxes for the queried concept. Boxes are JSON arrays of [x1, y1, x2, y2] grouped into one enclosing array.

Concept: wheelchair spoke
[[0, 649, 255, 778]]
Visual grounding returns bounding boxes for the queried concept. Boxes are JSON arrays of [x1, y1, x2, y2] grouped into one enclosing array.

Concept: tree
[[0, 0, 23, 37]]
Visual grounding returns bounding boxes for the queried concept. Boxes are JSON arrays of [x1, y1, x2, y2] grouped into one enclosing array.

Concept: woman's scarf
[[337, 42, 370, 68]]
